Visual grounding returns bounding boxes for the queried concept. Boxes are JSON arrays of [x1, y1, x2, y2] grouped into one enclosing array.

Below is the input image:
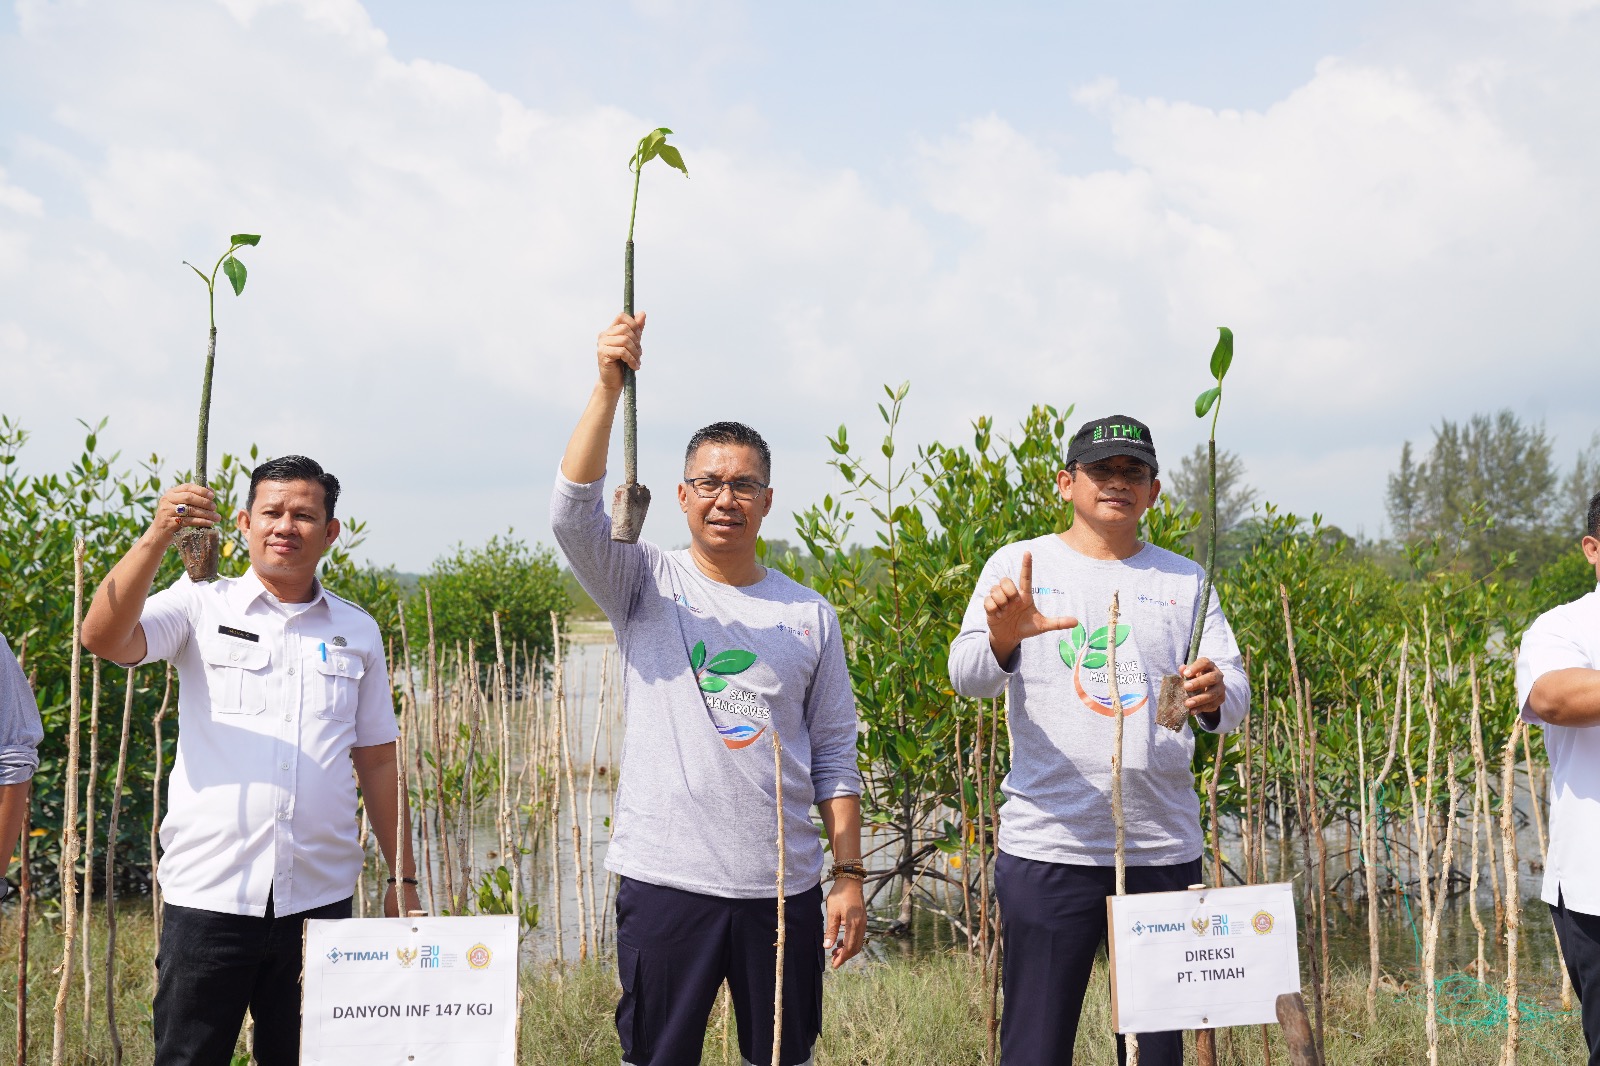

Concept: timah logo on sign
[[324, 948, 390, 964], [1131, 921, 1186, 936]]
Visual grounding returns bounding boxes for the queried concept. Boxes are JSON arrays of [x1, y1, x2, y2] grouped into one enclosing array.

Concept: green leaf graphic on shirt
[[1086, 624, 1131, 651], [1081, 650, 1109, 670], [690, 640, 707, 671], [699, 675, 730, 693], [1059, 624, 1088, 668], [704, 649, 758, 674]]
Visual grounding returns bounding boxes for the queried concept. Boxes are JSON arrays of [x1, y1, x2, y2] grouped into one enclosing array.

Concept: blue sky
[[2, 0, 1597, 570]]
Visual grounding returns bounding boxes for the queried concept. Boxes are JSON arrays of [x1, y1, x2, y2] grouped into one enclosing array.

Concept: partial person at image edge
[[0, 633, 45, 904], [1515, 488, 1600, 1066]]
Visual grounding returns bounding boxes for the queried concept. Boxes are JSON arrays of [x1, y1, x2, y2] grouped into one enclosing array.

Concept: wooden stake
[[52, 538, 87, 1066], [103, 666, 136, 1066], [1499, 722, 1522, 1066], [1106, 592, 1138, 1065], [771, 728, 786, 1066]]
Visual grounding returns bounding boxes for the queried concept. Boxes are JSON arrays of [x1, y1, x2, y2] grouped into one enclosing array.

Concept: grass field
[[0, 908, 1586, 1064]]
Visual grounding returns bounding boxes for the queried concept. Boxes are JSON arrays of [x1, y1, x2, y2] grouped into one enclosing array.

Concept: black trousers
[[615, 876, 824, 1066], [152, 894, 352, 1066], [1552, 893, 1600, 1066], [995, 849, 1201, 1066]]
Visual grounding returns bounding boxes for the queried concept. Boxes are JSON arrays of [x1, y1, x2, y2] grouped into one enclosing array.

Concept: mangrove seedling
[[611, 128, 688, 543], [177, 233, 260, 581], [1156, 326, 1233, 731]]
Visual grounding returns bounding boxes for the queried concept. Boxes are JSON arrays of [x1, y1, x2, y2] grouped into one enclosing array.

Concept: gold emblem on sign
[[1191, 917, 1209, 937], [396, 946, 418, 968]]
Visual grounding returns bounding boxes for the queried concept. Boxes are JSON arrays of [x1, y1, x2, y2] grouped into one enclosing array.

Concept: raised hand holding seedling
[[1156, 326, 1233, 730], [610, 127, 688, 544], [985, 550, 1080, 665], [174, 232, 260, 581]]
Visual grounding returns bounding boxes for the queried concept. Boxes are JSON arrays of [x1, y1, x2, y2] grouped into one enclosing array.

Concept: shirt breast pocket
[[315, 652, 366, 722], [198, 638, 271, 715]]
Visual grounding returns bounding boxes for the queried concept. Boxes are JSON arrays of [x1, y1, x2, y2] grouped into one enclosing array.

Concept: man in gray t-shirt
[[552, 311, 865, 1066], [1, 634, 45, 901], [948, 414, 1249, 1066]]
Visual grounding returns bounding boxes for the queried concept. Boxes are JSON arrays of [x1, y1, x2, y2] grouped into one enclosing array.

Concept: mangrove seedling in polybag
[[611, 127, 687, 543], [1156, 326, 1233, 731], [177, 233, 259, 581]]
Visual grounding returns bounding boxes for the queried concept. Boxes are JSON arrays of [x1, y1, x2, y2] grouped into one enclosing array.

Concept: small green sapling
[[611, 128, 688, 544], [1156, 326, 1233, 731], [176, 233, 259, 581]]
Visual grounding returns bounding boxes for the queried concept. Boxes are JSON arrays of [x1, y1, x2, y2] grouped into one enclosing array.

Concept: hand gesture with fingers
[[985, 551, 1079, 666], [149, 483, 220, 545], [596, 311, 646, 392]]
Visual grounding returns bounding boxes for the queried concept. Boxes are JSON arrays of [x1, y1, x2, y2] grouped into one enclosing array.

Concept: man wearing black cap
[[948, 415, 1250, 1065]]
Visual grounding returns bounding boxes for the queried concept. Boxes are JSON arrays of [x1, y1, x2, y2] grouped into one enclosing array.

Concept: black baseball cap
[[1064, 415, 1159, 475]]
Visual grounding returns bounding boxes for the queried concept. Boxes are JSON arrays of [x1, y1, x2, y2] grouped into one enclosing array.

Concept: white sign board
[[301, 915, 518, 1065], [1107, 882, 1300, 1033]]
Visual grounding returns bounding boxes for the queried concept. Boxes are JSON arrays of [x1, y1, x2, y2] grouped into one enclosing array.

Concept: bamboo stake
[[396, 600, 435, 914], [425, 590, 453, 910], [1279, 587, 1324, 1056], [1106, 593, 1138, 1066], [1366, 651, 1405, 1020], [1423, 753, 1461, 1066], [1468, 662, 1488, 981], [53, 538, 87, 1066], [770, 728, 786, 1066], [15, 766, 32, 1066], [81, 656, 101, 1037], [986, 693, 1002, 1066], [954, 714, 973, 954], [557, 628, 588, 961], [151, 664, 171, 943], [1208, 731, 1225, 886], [1499, 721, 1521, 1066], [103, 666, 136, 1066], [584, 649, 607, 957]]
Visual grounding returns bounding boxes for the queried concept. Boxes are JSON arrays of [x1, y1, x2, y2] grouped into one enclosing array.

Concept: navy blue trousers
[[995, 850, 1200, 1065], [1552, 893, 1600, 1066], [615, 876, 824, 1066], [153, 894, 352, 1066]]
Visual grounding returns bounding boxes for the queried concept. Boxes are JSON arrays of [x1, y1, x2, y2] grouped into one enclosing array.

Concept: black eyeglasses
[[683, 477, 768, 501], [1078, 462, 1154, 486]]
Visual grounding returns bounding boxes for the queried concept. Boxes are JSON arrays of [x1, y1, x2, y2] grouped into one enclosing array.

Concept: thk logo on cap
[[1065, 414, 1159, 473]]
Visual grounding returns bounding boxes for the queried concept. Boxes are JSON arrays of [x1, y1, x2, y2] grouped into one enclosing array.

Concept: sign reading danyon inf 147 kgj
[[1107, 882, 1300, 1033], [301, 914, 518, 1065]]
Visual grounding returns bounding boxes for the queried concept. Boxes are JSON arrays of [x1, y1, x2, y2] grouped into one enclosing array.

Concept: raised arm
[[83, 483, 221, 665], [560, 312, 646, 484]]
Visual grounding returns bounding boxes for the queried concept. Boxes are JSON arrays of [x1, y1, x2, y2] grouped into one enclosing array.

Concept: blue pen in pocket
[[319, 642, 327, 662]]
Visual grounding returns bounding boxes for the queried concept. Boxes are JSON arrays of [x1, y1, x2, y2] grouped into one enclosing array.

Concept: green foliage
[[472, 862, 539, 931], [404, 532, 571, 667], [0, 416, 367, 891]]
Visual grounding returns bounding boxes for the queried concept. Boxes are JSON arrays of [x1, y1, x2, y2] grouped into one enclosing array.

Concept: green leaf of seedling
[[690, 640, 706, 671], [229, 233, 261, 246], [699, 675, 729, 693], [1086, 624, 1130, 650], [1195, 386, 1220, 418], [656, 143, 689, 176], [1082, 651, 1108, 670], [1209, 326, 1233, 381], [222, 255, 247, 296], [705, 649, 758, 674]]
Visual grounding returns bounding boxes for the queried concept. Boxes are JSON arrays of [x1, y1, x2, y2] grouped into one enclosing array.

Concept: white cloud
[[2, 0, 1597, 570]]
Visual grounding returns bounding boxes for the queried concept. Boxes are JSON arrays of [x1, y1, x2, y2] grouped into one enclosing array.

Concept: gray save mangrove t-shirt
[[551, 472, 863, 899], [948, 534, 1250, 866]]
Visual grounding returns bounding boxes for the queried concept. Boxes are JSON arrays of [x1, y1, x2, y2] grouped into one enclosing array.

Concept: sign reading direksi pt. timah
[[301, 914, 517, 1065], [1107, 882, 1300, 1033]]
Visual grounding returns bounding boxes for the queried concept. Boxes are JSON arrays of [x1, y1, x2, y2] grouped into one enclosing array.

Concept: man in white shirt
[[1, 633, 44, 902], [83, 455, 419, 1066], [1515, 489, 1600, 1066]]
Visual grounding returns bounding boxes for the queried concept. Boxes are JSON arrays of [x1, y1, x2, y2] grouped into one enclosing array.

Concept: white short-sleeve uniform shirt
[[137, 568, 398, 917], [1515, 585, 1600, 915]]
